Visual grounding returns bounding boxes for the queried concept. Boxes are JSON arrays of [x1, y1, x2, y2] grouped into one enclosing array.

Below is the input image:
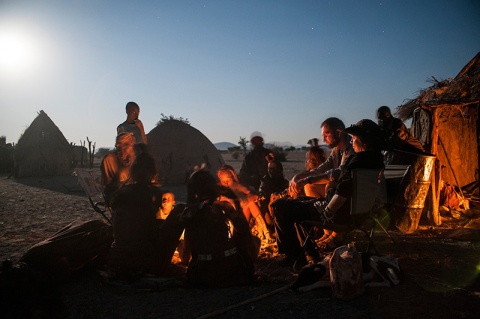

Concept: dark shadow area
[[4, 174, 86, 197]]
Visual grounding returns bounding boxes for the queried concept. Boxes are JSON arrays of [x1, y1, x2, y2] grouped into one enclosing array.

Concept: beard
[[327, 136, 340, 149]]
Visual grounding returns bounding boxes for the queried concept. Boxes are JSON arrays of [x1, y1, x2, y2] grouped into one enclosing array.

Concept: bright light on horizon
[[0, 24, 46, 78]]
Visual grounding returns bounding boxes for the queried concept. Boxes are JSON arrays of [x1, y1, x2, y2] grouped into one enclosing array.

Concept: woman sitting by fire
[[217, 165, 275, 244]]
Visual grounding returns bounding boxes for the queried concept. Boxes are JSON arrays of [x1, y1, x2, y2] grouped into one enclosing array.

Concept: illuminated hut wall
[[396, 51, 480, 224], [433, 104, 478, 188], [147, 119, 225, 185]]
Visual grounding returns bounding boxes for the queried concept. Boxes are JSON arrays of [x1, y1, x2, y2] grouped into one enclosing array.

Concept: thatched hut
[[14, 110, 73, 177], [146, 120, 225, 185], [395, 51, 480, 225]]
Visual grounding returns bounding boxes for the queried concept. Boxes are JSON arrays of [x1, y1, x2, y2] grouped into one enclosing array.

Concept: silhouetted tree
[[238, 137, 248, 156]]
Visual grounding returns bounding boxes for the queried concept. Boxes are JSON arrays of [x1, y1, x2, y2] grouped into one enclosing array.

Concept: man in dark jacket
[[239, 131, 271, 191]]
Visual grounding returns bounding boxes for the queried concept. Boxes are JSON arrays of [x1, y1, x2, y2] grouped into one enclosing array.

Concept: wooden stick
[[196, 284, 292, 319]]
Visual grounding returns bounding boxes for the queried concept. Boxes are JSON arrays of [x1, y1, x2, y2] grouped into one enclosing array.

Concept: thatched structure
[[147, 120, 225, 185], [0, 137, 14, 174], [14, 111, 73, 177], [395, 52, 480, 225]]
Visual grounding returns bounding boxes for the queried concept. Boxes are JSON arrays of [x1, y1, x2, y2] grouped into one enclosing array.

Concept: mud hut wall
[[15, 137, 73, 177], [435, 105, 478, 188], [14, 111, 74, 177], [146, 120, 225, 185]]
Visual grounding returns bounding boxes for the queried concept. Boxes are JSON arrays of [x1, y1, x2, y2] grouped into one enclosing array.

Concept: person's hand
[[246, 193, 258, 203], [135, 118, 145, 131], [288, 178, 305, 197]]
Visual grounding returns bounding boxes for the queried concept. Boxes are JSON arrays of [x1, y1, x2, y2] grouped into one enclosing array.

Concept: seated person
[[181, 169, 258, 288], [258, 153, 289, 229], [271, 119, 386, 269], [217, 165, 275, 244], [303, 139, 328, 198], [376, 105, 425, 155], [156, 192, 175, 220], [288, 118, 354, 200], [107, 149, 185, 279], [286, 118, 354, 245], [100, 132, 137, 206]]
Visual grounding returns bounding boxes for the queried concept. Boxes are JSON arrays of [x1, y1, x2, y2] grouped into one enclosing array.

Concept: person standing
[[239, 131, 271, 191], [117, 101, 148, 145]]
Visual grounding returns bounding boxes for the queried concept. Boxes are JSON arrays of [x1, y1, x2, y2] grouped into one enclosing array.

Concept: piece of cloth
[[411, 108, 431, 147]]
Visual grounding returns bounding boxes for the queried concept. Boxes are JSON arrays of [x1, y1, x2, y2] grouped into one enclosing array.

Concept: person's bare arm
[[135, 119, 148, 144]]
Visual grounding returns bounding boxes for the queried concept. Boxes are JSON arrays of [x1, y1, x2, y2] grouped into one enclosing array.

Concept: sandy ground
[[1, 151, 480, 318]]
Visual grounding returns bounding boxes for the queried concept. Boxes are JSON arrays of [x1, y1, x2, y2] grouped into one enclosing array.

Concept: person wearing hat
[[271, 119, 385, 270], [100, 132, 137, 206], [117, 101, 148, 145], [238, 131, 271, 192]]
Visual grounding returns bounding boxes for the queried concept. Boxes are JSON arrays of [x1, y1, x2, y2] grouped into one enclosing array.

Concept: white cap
[[250, 131, 263, 140]]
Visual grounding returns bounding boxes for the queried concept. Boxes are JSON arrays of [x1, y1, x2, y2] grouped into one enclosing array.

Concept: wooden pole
[[429, 108, 441, 226]]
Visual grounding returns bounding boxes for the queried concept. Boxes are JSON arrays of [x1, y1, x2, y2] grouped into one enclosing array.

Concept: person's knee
[[304, 184, 326, 198]]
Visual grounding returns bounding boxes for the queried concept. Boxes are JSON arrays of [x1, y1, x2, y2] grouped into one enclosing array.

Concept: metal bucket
[[389, 150, 436, 234]]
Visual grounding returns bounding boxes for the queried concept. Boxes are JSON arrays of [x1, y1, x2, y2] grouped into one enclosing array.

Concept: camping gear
[[19, 219, 113, 282], [329, 244, 364, 300], [389, 150, 436, 234]]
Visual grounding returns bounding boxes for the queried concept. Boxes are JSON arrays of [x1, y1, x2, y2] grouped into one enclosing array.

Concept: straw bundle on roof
[[396, 52, 480, 121]]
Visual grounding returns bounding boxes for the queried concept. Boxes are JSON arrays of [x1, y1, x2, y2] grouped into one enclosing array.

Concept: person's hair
[[115, 132, 135, 148], [126, 101, 139, 112], [308, 146, 327, 166], [321, 117, 345, 131], [376, 106, 391, 119], [130, 149, 157, 185], [217, 165, 239, 182], [187, 169, 219, 204]]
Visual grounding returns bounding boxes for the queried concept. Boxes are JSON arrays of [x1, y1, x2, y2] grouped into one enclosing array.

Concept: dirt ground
[[1, 151, 480, 318]]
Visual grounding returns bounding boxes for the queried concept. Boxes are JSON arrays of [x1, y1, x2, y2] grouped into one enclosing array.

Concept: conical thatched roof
[[396, 51, 480, 120], [14, 110, 73, 177], [146, 120, 224, 185]]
